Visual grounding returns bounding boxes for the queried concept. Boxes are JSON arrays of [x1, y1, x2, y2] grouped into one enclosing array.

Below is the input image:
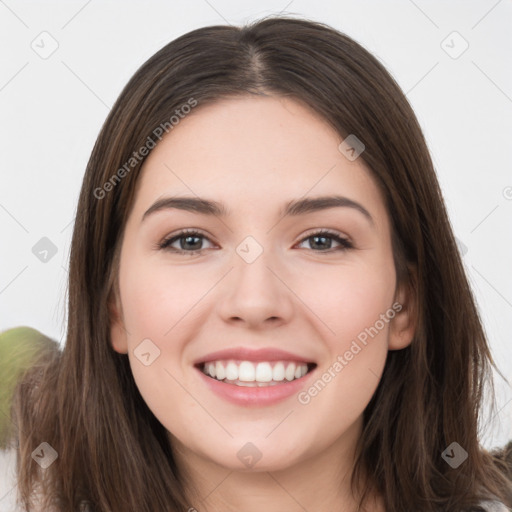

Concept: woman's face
[[109, 95, 414, 472]]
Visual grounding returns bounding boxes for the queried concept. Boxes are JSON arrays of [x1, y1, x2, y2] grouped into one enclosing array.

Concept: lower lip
[[196, 366, 316, 407]]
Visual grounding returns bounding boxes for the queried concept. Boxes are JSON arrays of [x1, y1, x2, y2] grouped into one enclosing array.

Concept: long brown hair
[[11, 15, 511, 512]]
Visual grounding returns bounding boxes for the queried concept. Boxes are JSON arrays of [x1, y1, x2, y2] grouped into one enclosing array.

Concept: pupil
[[182, 235, 201, 250], [311, 235, 331, 250]]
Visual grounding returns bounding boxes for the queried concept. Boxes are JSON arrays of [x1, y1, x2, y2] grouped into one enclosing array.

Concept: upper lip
[[194, 347, 316, 366]]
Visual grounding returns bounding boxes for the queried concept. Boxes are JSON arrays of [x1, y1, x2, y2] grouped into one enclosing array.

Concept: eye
[[157, 228, 353, 255], [295, 229, 353, 252], [158, 229, 215, 255]]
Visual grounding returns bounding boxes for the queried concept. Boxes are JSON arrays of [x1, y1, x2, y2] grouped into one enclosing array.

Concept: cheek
[[120, 269, 196, 427], [119, 259, 205, 402], [297, 258, 396, 344], [295, 259, 395, 421], [121, 259, 194, 337]]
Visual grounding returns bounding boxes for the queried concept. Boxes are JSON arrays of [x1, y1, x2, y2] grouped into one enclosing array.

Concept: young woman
[[11, 15, 511, 512]]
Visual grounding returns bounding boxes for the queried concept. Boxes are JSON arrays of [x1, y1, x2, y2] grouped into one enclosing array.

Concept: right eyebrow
[[142, 196, 227, 222]]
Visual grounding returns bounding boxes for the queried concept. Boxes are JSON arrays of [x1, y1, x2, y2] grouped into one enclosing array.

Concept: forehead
[[130, 95, 388, 226]]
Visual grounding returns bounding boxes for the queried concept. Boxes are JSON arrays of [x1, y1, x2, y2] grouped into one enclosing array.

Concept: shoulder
[[477, 499, 510, 511]]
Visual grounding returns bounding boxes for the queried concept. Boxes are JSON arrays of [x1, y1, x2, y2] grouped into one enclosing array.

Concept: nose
[[217, 247, 295, 329]]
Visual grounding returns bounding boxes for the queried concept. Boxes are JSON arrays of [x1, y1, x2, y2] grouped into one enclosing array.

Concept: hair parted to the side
[[11, 14, 512, 512]]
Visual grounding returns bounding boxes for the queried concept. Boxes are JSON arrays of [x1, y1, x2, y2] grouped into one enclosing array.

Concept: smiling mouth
[[197, 360, 317, 387]]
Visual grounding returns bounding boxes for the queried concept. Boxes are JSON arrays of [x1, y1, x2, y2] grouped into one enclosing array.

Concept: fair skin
[[109, 95, 415, 512]]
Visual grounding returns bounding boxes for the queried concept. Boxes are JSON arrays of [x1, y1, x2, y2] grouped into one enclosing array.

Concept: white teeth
[[225, 361, 238, 381], [201, 359, 311, 385], [238, 361, 256, 382], [272, 362, 285, 381], [236, 380, 256, 387], [215, 361, 225, 380], [285, 363, 296, 381], [255, 362, 273, 382]]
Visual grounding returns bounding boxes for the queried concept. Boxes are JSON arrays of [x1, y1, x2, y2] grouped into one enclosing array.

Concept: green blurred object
[[0, 326, 58, 449]]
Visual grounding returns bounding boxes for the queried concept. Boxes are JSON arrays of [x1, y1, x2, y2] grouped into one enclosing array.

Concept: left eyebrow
[[281, 195, 374, 226], [141, 194, 374, 226]]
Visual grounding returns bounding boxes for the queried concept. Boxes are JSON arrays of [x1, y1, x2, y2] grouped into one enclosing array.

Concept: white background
[[0, 0, 511, 490]]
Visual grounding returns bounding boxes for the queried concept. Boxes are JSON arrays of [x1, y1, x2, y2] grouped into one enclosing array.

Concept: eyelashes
[[157, 228, 353, 255]]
